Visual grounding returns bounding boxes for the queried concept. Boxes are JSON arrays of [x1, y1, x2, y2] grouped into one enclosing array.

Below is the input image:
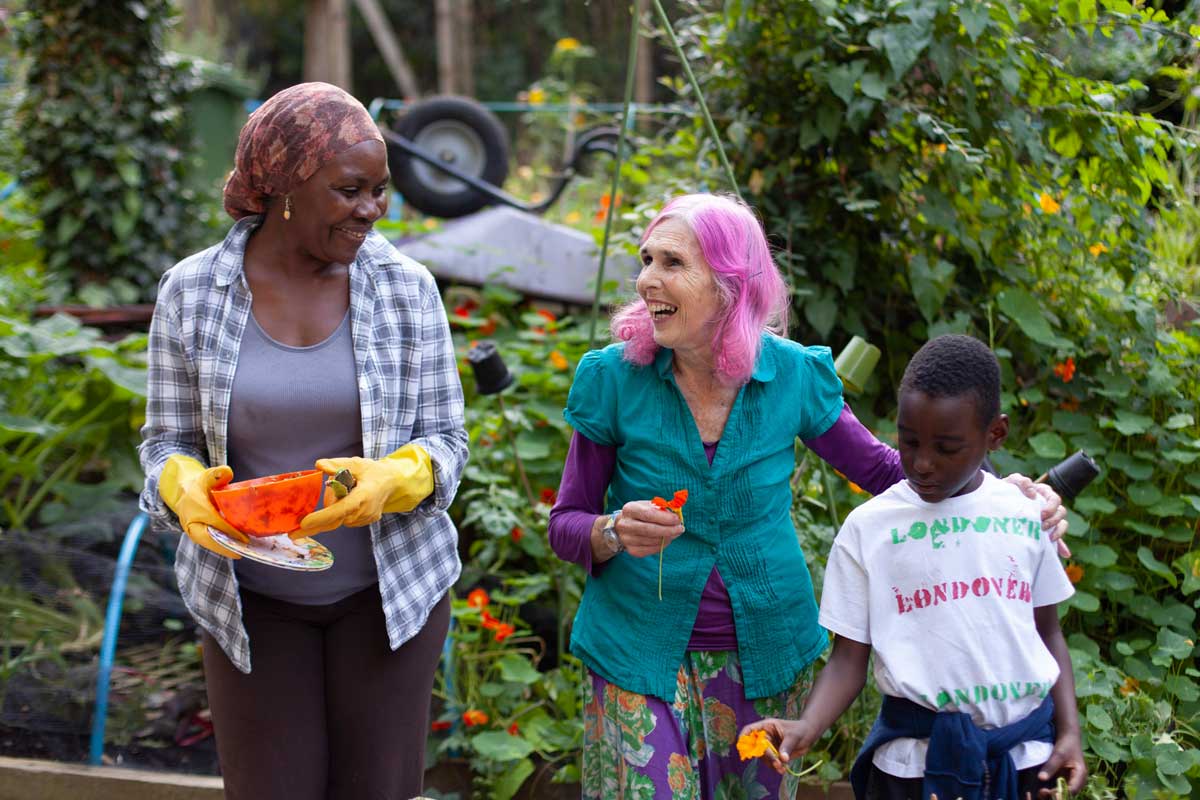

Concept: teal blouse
[[563, 333, 845, 700]]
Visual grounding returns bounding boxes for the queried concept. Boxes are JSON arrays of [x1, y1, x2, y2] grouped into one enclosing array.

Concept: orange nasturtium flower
[[430, 720, 452, 732], [1053, 357, 1076, 383], [463, 710, 489, 726], [737, 729, 774, 760], [493, 623, 516, 642], [736, 729, 824, 777], [467, 588, 490, 609], [1064, 563, 1084, 584], [650, 490, 689, 600], [1089, 242, 1109, 257], [1119, 676, 1140, 696], [1038, 193, 1061, 214], [550, 350, 569, 370]]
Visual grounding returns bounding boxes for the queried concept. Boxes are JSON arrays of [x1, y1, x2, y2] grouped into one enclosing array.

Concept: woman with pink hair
[[548, 193, 1067, 798]]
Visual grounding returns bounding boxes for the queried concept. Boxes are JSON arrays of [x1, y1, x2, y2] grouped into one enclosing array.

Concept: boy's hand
[[1038, 730, 1087, 796], [738, 718, 819, 775]]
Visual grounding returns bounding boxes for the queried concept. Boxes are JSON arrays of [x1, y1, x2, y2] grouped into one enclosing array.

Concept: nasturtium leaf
[[1164, 449, 1200, 464], [497, 654, 541, 685], [1074, 544, 1118, 567], [1068, 591, 1100, 613], [1074, 496, 1116, 515], [1155, 628, 1195, 662], [996, 289, 1073, 349], [490, 757, 535, 800], [1166, 413, 1195, 430], [1086, 704, 1114, 731], [1165, 675, 1200, 703], [1113, 410, 1154, 435], [1149, 497, 1186, 517], [1172, 551, 1200, 595], [1051, 411, 1094, 434], [1138, 547, 1177, 586], [1029, 431, 1066, 459], [1128, 482, 1163, 506], [1107, 451, 1154, 480], [471, 732, 534, 762]]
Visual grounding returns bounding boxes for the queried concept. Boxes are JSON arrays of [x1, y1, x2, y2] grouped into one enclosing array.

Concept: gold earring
[[283, 196, 292, 220]]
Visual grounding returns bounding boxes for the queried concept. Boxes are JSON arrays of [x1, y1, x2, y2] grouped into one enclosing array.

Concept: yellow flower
[[737, 729, 776, 760], [564, 210, 582, 224], [554, 37, 580, 52], [528, 87, 546, 106], [933, 143, 947, 154], [1089, 242, 1108, 256], [1038, 193, 1061, 214]]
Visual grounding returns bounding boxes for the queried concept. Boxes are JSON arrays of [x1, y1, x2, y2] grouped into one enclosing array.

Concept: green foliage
[[10, 0, 198, 301], [662, 0, 1200, 794], [432, 286, 590, 798], [0, 312, 147, 532]]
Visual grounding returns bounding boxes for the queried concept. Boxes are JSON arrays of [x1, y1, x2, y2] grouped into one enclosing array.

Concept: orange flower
[[594, 191, 622, 223], [463, 710, 489, 726], [652, 489, 688, 519], [467, 588, 489, 609], [1088, 242, 1108, 257], [431, 719, 452, 731], [1064, 563, 1084, 584], [540, 488, 557, 505], [536, 309, 557, 324], [848, 481, 865, 495], [1053, 357, 1076, 383], [1120, 676, 1140, 696], [1038, 193, 1061, 214], [737, 729, 775, 760], [549, 350, 569, 370], [493, 623, 515, 642], [510, 526, 523, 542], [479, 318, 497, 336], [1058, 397, 1080, 412], [481, 609, 501, 629], [507, 722, 520, 735]]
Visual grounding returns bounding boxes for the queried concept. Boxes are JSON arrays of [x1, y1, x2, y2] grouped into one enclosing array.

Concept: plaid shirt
[[138, 216, 468, 673]]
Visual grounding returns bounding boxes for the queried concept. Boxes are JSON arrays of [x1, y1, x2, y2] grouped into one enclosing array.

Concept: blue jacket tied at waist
[[850, 694, 1056, 800]]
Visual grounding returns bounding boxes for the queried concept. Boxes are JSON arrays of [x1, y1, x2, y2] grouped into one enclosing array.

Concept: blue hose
[[88, 511, 149, 765]]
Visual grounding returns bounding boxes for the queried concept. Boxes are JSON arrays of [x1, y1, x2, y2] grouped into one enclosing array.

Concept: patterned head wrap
[[222, 82, 385, 220]]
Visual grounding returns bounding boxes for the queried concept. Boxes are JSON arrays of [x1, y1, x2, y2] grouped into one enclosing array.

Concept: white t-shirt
[[819, 472, 1074, 778]]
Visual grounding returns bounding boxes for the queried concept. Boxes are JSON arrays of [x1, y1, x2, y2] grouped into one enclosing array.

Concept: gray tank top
[[229, 311, 378, 605]]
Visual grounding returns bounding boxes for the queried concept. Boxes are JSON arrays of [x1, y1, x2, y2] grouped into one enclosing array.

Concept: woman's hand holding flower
[[614, 500, 686, 558]]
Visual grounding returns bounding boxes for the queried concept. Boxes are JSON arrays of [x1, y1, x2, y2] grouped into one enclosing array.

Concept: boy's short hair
[[898, 335, 1000, 426]]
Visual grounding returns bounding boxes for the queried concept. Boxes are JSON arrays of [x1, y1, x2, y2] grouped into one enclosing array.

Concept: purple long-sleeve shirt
[[547, 403, 904, 650]]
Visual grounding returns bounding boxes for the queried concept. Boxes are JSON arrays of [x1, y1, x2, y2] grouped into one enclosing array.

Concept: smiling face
[[288, 139, 390, 265], [897, 389, 1008, 503], [635, 216, 724, 358]]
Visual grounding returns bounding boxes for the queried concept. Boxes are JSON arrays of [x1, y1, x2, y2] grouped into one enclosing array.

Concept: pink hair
[[610, 193, 790, 384]]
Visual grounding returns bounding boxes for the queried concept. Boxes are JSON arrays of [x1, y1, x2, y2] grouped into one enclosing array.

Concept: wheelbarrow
[[382, 95, 621, 219]]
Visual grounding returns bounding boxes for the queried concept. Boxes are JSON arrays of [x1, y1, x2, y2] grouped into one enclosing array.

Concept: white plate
[[208, 526, 334, 571]]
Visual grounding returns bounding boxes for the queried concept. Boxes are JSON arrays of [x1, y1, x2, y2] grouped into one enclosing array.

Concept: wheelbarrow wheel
[[389, 96, 509, 218]]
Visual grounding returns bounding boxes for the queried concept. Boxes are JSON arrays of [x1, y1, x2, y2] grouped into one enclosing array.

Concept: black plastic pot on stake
[[1039, 450, 1101, 501], [466, 341, 534, 505], [466, 341, 514, 395]]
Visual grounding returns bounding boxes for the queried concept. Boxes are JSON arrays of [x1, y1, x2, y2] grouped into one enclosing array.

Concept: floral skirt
[[581, 650, 812, 800]]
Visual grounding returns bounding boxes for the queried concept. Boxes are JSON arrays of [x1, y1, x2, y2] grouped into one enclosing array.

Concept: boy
[[743, 335, 1086, 800]]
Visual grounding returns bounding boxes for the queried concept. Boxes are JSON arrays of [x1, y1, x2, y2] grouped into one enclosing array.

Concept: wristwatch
[[601, 510, 623, 555]]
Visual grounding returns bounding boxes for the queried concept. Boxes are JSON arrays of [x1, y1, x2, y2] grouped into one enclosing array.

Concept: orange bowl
[[210, 469, 324, 537]]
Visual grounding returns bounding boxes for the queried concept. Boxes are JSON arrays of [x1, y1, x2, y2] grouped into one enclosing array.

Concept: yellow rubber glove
[[158, 454, 247, 559], [297, 444, 434, 536]]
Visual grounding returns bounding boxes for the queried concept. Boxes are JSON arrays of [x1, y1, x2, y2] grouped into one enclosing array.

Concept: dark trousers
[[865, 762, 1055, 800], [201, 586, 450, 800]]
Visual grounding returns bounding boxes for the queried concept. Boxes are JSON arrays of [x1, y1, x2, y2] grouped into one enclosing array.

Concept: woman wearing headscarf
[[138, 83, 468, 799]]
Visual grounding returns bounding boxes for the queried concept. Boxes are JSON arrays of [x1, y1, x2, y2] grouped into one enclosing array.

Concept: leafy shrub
[[663, 0, 1200, 794], [10, 0, 198, 302]]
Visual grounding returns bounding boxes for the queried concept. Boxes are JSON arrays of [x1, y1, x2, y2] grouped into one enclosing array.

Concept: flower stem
[[657, 536, 665, 600]]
